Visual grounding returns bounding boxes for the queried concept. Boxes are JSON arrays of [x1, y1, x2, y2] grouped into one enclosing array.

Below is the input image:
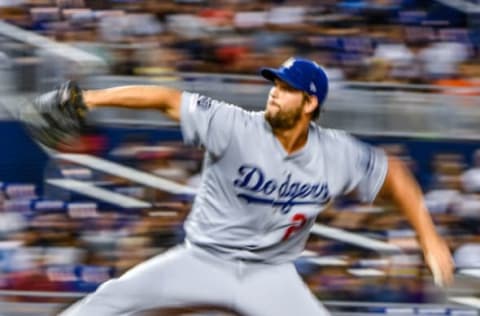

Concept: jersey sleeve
[[332, 131, 388, 203], [180, 92, 242, 157]]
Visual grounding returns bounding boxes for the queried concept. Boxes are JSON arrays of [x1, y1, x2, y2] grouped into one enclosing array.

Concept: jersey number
[[282, 213, 307, 241]]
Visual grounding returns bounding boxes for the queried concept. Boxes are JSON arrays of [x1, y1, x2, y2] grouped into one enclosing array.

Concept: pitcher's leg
[[236, 263, 330, 316], [58, 246, 187, 316], [59, 244, 236, 316]]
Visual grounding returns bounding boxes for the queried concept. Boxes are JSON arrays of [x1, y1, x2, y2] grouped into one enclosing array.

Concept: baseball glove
[[20, 80, 89, 150]]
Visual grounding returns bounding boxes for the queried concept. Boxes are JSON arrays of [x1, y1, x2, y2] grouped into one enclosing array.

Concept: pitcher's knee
[[90, 278, 138, 305], [60, 278, 139, 316]]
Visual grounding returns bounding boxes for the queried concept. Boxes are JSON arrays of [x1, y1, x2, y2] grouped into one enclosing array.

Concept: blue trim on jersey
[[237, 193, 331, 214]]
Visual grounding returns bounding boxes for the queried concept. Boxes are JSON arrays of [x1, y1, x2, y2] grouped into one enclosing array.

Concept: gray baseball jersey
[[180, 92, 388, 264]]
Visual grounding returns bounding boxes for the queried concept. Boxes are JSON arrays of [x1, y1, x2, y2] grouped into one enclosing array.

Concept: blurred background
[[0, 0, 480, 315]]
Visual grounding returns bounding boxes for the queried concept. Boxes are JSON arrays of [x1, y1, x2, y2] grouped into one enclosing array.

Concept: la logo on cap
[[282, 58, 295, 68]]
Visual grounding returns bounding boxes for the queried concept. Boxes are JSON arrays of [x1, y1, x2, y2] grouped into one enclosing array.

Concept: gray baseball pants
[[59, 243, 330, 316]]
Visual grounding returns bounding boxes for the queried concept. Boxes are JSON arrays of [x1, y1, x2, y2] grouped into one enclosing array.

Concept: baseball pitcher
[[25, 58, 453, 316]]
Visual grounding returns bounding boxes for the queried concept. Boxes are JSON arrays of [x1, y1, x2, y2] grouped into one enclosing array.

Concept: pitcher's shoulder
[[236, 109, 268, 129], [315, 126, 352, 142]]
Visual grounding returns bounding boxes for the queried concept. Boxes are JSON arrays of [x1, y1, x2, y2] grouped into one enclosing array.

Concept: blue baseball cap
[[260, 57, 329, 107]]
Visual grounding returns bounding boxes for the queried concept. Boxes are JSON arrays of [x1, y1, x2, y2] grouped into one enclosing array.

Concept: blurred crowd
[[1, 0, 480, 86], [0, 141, 200, 300], [1, 0, 480, 313]]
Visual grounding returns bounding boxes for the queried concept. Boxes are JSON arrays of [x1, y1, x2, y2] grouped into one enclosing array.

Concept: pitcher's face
[[265, 79, 307, 130]]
